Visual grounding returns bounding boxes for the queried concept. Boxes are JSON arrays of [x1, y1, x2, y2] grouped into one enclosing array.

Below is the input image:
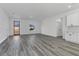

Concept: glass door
[[14, 21, 20, 35]]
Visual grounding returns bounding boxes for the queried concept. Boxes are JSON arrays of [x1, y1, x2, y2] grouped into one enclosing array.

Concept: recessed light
[[68, 5, 72, 8]]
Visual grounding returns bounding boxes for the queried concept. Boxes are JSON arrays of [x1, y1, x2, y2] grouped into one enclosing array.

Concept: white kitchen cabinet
[[77, 33, 79, 42], [63, 12, 79, 44], [64, 31, 79, 44], [67, 12, 79, 26], [65, 31, 73, 42]]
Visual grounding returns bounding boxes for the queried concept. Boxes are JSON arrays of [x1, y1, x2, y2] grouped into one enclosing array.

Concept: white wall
[[10, 18, 41, 35], [41, 17, 57, 37], [21, 19, 41, 35], [0, 8, 9, 44]]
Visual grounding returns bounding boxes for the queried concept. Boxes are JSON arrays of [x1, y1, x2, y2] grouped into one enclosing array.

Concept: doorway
[[13, 21, 20, 35]]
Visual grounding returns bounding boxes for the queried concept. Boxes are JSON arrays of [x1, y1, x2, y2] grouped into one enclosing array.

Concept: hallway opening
[[13, 21, 20, 36]]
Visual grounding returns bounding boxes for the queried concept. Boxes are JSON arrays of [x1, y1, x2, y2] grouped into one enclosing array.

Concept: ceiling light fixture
[[68, 3, 75, 8], [68, 5, 72, 8]]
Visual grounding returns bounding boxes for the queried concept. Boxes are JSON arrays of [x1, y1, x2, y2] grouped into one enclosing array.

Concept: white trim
[[0, 36, 9, 44]]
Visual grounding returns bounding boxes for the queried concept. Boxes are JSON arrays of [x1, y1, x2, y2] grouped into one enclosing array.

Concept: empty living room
[[1, 2, 79, 56]]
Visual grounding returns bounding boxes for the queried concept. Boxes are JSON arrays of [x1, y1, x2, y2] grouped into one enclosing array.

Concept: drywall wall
[[10, 18, 41, 35], [20, 19, 41, 35], [41, 17, 57, 37], [0, 8, 9, 44], [41, 17, 63, 37]]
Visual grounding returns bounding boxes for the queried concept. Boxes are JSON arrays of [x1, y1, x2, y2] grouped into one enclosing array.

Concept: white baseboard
[[0, 36, 9, 44], [41, 33, 57, 37]]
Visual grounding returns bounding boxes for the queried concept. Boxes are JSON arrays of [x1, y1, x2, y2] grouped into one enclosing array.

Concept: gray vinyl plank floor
[[0, 34, 79, 56]]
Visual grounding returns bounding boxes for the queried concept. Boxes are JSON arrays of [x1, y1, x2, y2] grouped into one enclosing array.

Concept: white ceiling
[[0, 3, 79, 20]]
